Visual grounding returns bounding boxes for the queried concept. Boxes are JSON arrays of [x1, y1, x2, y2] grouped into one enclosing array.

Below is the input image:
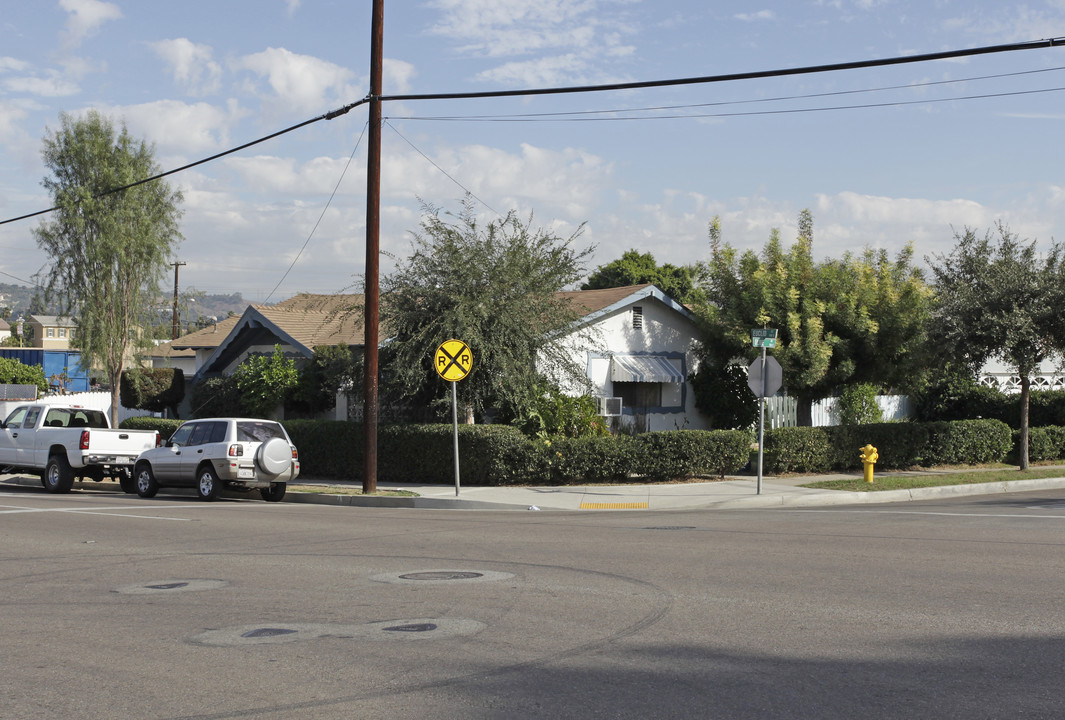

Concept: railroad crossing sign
[[434, 339, 473, 382]]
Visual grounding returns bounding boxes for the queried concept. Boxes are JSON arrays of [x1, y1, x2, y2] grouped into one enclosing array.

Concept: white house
[[553, 284, 707, 431]]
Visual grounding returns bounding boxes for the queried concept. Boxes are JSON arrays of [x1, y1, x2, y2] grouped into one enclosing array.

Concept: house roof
[[28, 315, 77, 327], [181, 284, 694, 379], [147, 340, 196, 359]]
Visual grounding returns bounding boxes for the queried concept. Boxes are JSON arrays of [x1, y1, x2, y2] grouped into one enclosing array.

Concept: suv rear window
[[236, 421, 286, 443]]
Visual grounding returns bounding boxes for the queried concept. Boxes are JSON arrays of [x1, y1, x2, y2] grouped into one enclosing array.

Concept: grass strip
[[802, 468, 1065, 492]]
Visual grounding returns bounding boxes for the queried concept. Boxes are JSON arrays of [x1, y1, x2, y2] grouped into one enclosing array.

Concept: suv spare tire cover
[[256, 437, 292, 475]]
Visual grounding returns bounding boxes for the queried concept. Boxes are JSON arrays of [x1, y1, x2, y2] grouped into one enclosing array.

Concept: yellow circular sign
[[434, 340, 473, 382]]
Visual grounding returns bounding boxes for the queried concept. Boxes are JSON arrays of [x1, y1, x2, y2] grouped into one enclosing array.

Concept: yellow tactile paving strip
[[579, 502, 649, 510]]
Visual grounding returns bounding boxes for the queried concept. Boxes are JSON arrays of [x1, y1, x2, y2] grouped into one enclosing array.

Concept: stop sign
[[747, 356, 782, 397]]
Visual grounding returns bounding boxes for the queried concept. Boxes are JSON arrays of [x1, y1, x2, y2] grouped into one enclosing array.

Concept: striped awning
[[610, 355, 684, 383]]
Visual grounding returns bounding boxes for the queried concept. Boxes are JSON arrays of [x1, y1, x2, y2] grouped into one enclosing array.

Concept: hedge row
[[120, 417, 753, 485], [762, 419, 1014, 473]]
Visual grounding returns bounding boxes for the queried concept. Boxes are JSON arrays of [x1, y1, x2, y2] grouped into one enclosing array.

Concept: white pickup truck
[[0, 404, 160, 494]]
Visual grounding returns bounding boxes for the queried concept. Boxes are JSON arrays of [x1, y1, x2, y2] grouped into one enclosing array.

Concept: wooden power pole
[[171, 261, 186, 340], [363, 0, 384, 493]]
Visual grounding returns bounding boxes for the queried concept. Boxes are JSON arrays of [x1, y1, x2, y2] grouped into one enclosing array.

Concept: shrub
[[825, 423, 930, 470], [189, 375, 244, 418], [923, 419, 1012, 465], [120, 367, 185, 417], [838, 384, 883, 425], [119, 416, 182, 440], [543, 435, 636, 485], [634, 430, 750, 481], [763, 427, 831, 474], [233, 345, 299, 417], [0, 356, 48, 393]]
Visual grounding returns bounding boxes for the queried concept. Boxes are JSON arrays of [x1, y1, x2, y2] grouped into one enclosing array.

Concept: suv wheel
[[260, 483, 286, 502], [135, 462, 158, 498], [196, 465, 222, 501]]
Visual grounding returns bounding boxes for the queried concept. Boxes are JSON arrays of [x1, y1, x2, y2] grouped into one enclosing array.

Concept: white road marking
[[796, 509, 1065, 519]]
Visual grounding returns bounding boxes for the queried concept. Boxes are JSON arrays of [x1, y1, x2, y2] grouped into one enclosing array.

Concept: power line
[[392, 65, 1065, 122], [397, 85, 1065, 123], [380, 37, 1065, 103]]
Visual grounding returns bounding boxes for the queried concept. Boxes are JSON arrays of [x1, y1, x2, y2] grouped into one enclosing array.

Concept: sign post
[[434, 339, 473, 496], [748, 329, 781, 495]]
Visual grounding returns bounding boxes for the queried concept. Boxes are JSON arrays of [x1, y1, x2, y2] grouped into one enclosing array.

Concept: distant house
[[0, 319, 10, 343], [26, 315, 76, 350], [158, 286, 708, 429]]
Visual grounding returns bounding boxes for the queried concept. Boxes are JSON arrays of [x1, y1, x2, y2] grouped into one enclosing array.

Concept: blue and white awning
[[610, 355, 684, 383]]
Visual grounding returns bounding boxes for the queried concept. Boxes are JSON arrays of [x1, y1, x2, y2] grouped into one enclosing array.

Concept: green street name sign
[[751, 328, 778, 348]]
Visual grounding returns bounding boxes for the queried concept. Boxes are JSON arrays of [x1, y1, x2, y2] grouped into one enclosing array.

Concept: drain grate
[[145, 582, 189, 590], [241, 628, 298, 638], [399, 571, 483, 581], [384, 623, 437, 633]]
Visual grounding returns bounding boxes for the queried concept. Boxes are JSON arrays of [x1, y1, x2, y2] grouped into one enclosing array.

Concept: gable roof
[[28, 315, 77, 327], [557, 284, 695, 327]]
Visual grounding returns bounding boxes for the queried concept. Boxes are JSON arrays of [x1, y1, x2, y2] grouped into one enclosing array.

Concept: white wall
[[553, 296, 709, 431], [0, 391, 155, 427]]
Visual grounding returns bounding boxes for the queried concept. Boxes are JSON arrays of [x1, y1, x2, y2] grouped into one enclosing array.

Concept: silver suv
[[133, 418, 299, 502]]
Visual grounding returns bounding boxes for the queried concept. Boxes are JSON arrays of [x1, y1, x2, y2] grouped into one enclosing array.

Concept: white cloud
[[285, 0, 301, 16], [1, 68, 79, 97], [233, 47, 358, 114], [59, 0, 122, 50], [91, 99, 245, 154], [427, 0, 638, 85], [384, 58, 416, 93], [150, 39, 223, 96], [735, 10, 776, 22]]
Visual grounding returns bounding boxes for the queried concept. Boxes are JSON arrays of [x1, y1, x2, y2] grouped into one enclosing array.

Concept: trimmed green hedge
[[764, 419, 1014, 473], [121, 416, 182, 438]]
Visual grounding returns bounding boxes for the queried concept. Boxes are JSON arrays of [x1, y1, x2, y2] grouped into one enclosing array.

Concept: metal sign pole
[[757, 345, 766, 495], [451, 380, 461, 496]]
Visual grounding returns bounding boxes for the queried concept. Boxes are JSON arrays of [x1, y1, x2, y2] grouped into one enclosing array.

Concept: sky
[[2, 1, 1065, 304]]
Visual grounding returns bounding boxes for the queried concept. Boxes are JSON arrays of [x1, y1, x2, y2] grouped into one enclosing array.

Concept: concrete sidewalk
[[6, 471, 1065, 511], [286, 472, 1065, 511]]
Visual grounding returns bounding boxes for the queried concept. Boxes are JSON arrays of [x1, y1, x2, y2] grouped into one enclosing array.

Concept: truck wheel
[[116, 467, 136, 494], [196, 465, 222, 501], [44, 455, 75, 494], [135, 462, 159, 498], [260, 483, 286, 502]]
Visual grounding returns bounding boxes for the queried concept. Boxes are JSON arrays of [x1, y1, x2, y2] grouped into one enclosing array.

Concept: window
[[23, 408, 41, 428], [632, 306, 643, 330], [58, 328, 66, 338], [46, 328, 54, 338], [4, 407, 27, 427], [168, 423, 195, 447], [187, 423, 212, 446], [613, 381, 662, 410], [237, 421, 286, 443]]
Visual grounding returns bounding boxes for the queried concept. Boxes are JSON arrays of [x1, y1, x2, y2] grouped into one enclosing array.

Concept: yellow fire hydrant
[[859, 444, 878, 483]]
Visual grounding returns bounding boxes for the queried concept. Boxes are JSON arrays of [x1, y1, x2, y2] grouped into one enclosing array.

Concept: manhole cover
[[241, 628, 298, 638], [398, 571, 484, 581], [145, 582, 189, 590], [384, 623, 437, 633], [644, 526, 697, 531]]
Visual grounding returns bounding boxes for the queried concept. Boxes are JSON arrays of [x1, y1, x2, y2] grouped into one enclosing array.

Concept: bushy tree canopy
[[381, 199, 594, 421], [583, 249, 704, 304], [930, 223, 1065, 468]]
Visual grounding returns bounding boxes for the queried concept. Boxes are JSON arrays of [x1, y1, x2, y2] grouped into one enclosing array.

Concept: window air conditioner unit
[[597, 397, 623, 417]]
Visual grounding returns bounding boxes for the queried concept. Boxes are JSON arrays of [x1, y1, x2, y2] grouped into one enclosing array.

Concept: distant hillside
[[0, 283, 252, 326]]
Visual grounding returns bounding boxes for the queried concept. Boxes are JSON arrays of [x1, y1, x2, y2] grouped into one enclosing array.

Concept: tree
[[120, 367, 185, 418], [32, 110, 183, 426], [233, 345, 300, 418], [0, 357, 48, 394], [930, 223, 1065, 469], [696, 212, 932, 425], [583, 249, 704, 304], [381, 198, 595, 422]]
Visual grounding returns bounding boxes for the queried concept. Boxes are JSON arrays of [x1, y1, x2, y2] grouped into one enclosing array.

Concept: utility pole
[[170, 261, 186, 340], [363, 0, 383, 494]]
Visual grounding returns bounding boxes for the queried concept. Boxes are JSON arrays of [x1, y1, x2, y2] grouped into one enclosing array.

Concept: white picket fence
[[764, 395, 912, 428]]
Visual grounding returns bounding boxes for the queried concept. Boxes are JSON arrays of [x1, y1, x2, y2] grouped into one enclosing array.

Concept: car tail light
[[228, 444, 243, 457], [80, 430, 89, 450], [291, 446, 298, 459], [155, 432, 162, 447]]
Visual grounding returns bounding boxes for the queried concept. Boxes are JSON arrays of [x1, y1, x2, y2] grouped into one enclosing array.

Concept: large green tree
[[696, 211, 932, 425], [33, 110, 183, 425], [381, 198, 595, 422], [930, 223, 1065, 469], [583, 249, 704, 304]]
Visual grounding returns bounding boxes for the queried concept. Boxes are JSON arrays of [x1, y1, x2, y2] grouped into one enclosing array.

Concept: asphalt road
[[3, 485, 1065, 719]]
